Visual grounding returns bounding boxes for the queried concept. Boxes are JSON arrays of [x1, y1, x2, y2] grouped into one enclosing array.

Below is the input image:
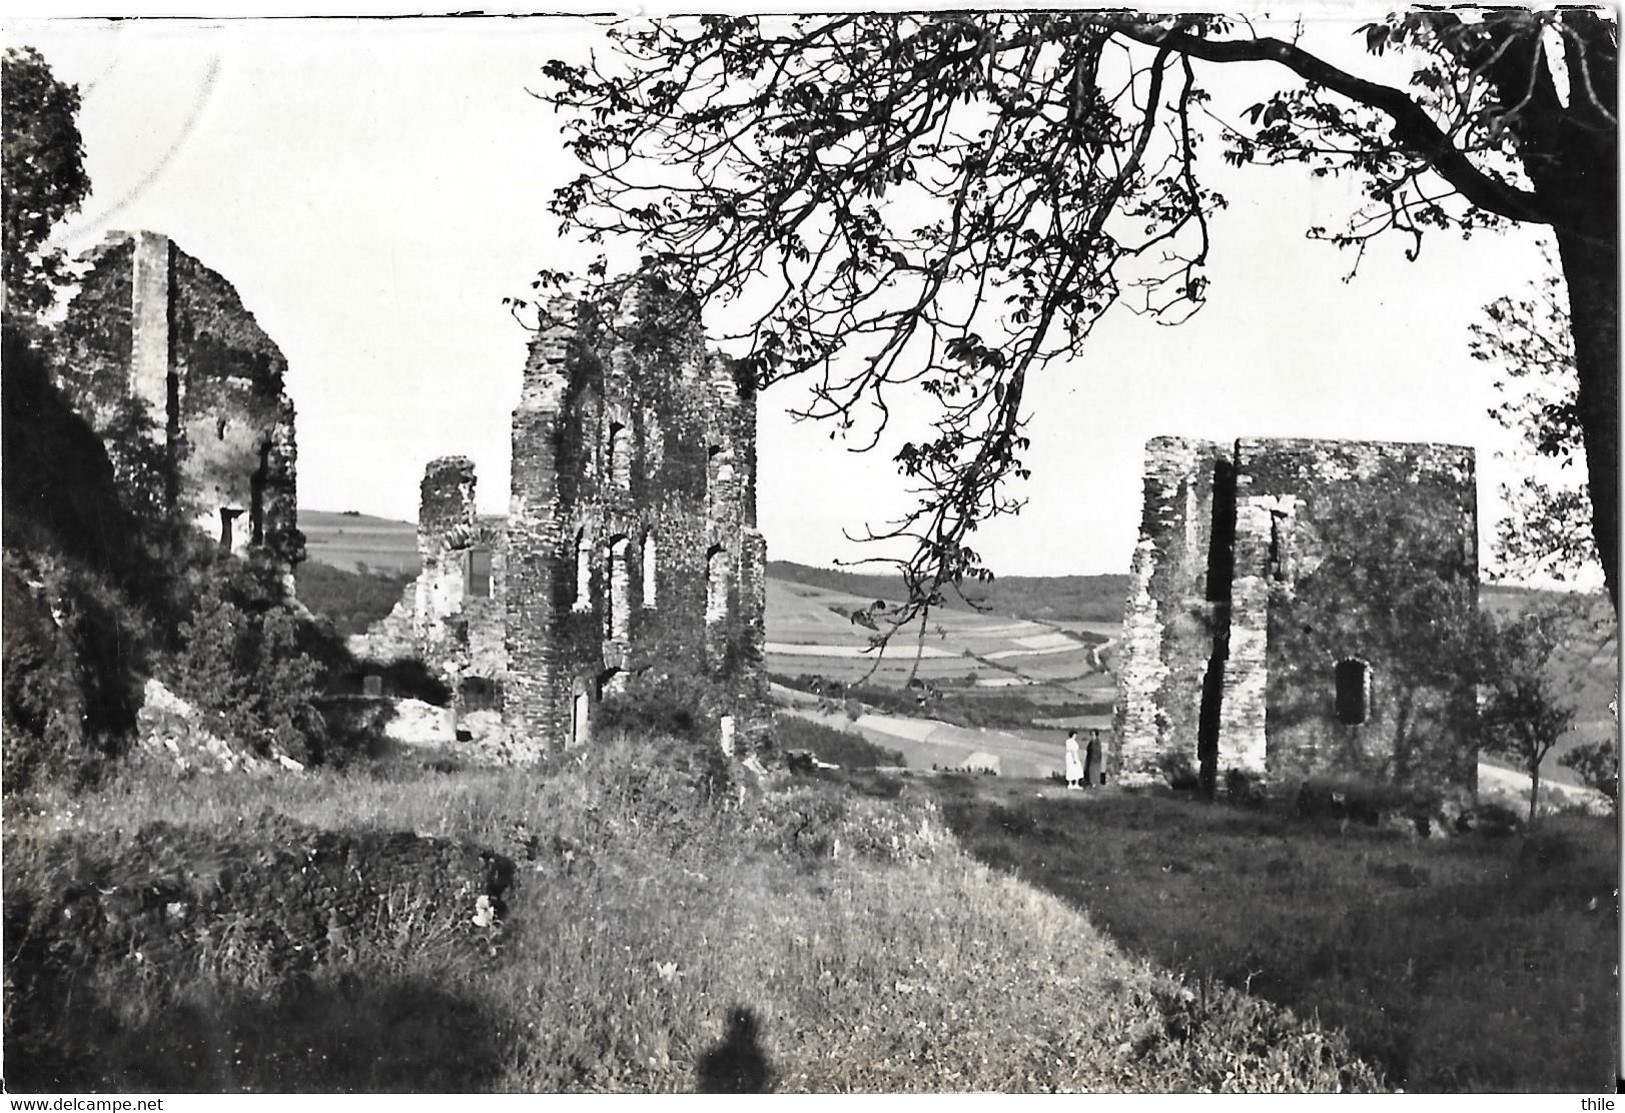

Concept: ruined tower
[[60, 230, 304, 576], [503, 277, 768, 748], [360, 273, 767, 758], [1114, 436, 1479, 796]]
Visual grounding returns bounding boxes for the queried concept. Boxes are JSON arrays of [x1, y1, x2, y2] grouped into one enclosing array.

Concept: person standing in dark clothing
[[1085, 729, 1104, 787]]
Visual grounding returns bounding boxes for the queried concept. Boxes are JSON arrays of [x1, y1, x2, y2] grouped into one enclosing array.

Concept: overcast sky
[[6, 14, 1556, 578]]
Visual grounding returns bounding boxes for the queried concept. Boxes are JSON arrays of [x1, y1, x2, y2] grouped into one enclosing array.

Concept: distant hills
[[299, 509, 1132, 622], [300, 509, 1603, 631], [765, 560, 1128, 625]]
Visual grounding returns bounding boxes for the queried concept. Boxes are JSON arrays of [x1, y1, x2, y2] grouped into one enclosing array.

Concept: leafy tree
[[1471, 254, 1598, 584], [1558, 738, 1619, 811], [1266, 465, 1483, 789], [2, 46, 91, 323], [539, 11, 1619, 625], [1479, 605, 1580, 824]]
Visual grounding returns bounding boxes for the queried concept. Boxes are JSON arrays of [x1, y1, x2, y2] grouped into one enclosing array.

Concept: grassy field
[[927, 775, 1619, 1092], [8, 735, 1391, 1094]]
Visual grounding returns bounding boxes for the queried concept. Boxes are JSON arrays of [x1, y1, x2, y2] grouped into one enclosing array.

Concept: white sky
[[4, 13, 1556, 578]]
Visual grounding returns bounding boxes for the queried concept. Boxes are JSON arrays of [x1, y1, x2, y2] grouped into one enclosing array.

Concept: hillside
[[766, 559, 1128, 625], [298, 513, 1130, 624]]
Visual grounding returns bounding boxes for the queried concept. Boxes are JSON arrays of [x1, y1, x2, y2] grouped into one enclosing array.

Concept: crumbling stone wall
[[359, 274, 766, 759], [58, 230, 303, 575], [1113, 436, 1478, 797], [504, 276, 767, 750]]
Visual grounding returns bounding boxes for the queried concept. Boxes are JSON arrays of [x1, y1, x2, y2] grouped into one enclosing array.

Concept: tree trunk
[[1553, 226, 1619, 611], [1527, 756, 1541, 826]]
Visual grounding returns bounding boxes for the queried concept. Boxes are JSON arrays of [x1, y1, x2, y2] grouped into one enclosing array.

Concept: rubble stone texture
[[58, 230, 304, 577], [1113, 436, 1479, 797], [363, 275, 766, 758]]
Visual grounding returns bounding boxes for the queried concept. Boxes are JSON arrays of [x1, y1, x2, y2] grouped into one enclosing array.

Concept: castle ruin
[[59, 230, 303, 576], [1113, 436, 1480, 797], [357, 276, 766, 757]]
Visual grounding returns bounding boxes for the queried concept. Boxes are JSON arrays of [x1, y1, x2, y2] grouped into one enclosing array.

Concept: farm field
[[302, 509, 420, 573]]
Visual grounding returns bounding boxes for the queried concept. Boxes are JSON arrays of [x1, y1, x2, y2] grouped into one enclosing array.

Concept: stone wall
[[59, 230, 303, 576], [1242, 439, 1480, 795], [1110, 437, 1229, 785], [1114, 435, 1478, 797], [359, 273, 766, 760]]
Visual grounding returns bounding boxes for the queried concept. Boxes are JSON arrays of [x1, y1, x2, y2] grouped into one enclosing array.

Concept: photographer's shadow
[[695, 1005, 773, 1093]]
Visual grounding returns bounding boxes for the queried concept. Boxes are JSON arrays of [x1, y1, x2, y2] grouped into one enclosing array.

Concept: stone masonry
[[59, 230, 304, 577], [359, 274, 767, 758], [1113, 436, 1479, 797]]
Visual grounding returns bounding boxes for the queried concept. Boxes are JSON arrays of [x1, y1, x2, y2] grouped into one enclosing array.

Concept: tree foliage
[[538, 11, 1619, 629], [1266, 466, 1482, 787], [2, 46, 90, 323], [1558, 738, 1619, 811], [1478, 603, 1584, 823], [1470, 254, 1598, 584], [171, 563, 325, 764]]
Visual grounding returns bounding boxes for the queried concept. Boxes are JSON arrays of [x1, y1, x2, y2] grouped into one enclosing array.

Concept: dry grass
[[7, 737, 1384, 1093]]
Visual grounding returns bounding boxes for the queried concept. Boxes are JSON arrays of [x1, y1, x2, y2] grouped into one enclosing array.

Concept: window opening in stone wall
[[706, 544, 730, 626], [459, 675, 501, 712], [219, 507, 244, 550], [1334, 658, 1371, 725], [250, 443, 270, 546], [608, 422, 630, 490], [573, 529, 592, 611], [608, 536, 631, 642], [467, 547, 492, 597], [642, 529, 657, 608], [1268, 511, 1292, 582]]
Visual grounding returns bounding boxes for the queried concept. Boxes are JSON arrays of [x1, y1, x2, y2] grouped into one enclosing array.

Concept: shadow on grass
[[924, 778, 1618, 1093], [8, 968, 509, 1093], [695, 1004, 774, 1094]]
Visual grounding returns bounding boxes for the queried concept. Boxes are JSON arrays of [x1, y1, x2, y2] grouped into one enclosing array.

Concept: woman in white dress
[[1064, 730, 1083, 789]]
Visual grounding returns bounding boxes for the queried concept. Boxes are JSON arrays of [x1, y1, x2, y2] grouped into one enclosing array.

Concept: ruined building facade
[[360, 278, 767, 757], [59, 230, 303, 574], [1113, 436, 1479, 796]]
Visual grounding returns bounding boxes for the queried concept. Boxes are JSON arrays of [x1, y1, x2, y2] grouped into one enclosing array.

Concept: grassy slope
[[930, 776, 1619, 1093], [7, 739, 1383, 1094]]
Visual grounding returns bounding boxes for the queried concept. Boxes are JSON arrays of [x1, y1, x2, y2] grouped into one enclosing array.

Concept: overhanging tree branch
[[1109, 19, 1554, 225]]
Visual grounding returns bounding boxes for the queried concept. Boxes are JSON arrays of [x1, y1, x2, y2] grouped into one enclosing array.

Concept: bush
[[596, 668, 737, 748], [1292, 774, 1441, 829], [1558, 740, 1619, 811], [1157, 750, 1201, 792], [295, 561, 414, 637], [2, 551, 145, 793], [168, 576, 325, 764], [1224, 768, 1265, 808]]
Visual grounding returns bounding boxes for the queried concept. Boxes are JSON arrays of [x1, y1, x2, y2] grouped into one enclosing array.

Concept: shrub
[[2, 551, 145, 793], [1558, 740, 1619, 811], [1157, 750, 1201, 792], [169, 578, 325, 763], [596, 668, 739, 748], [1224, 768, 1265, 808], [1292, 774, 1441, 828], [295, 561, 415, 637]]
